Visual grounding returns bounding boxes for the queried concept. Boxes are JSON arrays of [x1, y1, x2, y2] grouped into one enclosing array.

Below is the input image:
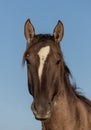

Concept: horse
[[23, 19, 91, 130]]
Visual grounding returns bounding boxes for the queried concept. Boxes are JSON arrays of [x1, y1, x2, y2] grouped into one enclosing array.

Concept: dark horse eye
[[25, 54, 31, 64], [26, 54, 30, 57], [56, 59, 61, 65]]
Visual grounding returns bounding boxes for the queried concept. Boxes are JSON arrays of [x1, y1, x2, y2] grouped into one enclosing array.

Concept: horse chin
[[33, 110, 51, 121], [35, 117, 48, 121]]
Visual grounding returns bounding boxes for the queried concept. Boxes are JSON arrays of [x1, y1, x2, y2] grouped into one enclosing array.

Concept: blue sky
[[0, 0, 91, 130]]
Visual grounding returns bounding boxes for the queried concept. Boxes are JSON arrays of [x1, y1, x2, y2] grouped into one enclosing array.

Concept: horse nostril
[[46, 109, 51, 115], [31, 102, 37, 114], [47, 103, 51, 114], [48, 102, 50, 105]]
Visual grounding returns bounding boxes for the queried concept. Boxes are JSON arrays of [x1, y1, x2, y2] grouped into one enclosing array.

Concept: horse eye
[[26, 54, 30, 57], [26, 54, 31, 64], [56, 59, 61, 65]]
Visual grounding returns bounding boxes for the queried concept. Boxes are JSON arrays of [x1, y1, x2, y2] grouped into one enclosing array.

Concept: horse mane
[[64, 63, 91, 107], [32, 34, 55, 44]]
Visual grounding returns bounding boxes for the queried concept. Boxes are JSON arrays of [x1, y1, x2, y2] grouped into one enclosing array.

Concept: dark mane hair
[[64, 62, 91, 107], [32, 34, 55, 44]]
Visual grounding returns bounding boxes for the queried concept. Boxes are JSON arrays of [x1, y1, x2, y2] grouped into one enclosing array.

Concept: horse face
[[23, 19, 64, 120]]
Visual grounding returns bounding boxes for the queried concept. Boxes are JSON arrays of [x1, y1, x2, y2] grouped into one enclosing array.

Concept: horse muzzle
[[31, 102, 52, 121]]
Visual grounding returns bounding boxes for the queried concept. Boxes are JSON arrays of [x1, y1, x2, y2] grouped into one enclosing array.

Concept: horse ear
[[24, 19, 35, 43], [53, 20, 64, 43]]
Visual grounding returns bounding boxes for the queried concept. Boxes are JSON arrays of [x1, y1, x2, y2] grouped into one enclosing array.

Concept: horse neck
[[54, 76, 77, 111], [57, 61, 77, 103], [62, 78, 77, 103]]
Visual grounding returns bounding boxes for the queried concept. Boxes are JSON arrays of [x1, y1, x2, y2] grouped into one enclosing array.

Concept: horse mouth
[[35, 114, 51, 121]]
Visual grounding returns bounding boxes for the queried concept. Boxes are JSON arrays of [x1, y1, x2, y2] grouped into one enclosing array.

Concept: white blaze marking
[[38, 46, 50, 81]]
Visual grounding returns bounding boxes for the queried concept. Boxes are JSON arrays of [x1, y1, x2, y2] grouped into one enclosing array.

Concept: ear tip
[[58, 20, 63, 25], [25, 18, 31, 25], [58, 20, 61, 23]]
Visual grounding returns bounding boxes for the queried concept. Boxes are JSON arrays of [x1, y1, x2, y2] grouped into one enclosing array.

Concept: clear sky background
[[0, 0, 91, 130]]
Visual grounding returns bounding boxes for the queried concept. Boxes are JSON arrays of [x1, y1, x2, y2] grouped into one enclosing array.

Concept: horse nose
[[31, 102, 51, 120]]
